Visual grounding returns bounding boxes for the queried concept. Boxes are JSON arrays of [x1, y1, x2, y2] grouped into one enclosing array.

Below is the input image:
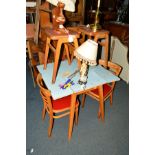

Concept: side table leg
[[94, 32, 109, 68], [52, 40, 62, 83], [72, 38, 81, 68], [104, 34, 109, 68], [64, 44, 71, 65], [44, 37, 50, 69]]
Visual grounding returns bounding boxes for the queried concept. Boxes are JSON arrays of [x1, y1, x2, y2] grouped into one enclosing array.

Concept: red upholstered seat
[[52, 95, 78, 110], [91, 84, 112, 97]]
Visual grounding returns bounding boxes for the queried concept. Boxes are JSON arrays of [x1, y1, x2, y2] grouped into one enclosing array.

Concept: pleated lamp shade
[[74, 39, 98, 66]]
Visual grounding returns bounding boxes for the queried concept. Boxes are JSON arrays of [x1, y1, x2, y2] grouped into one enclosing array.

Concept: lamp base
[[58, 25, 69, 33], [90, 23, 102, 32], [78, 61, 88, 85], [89, 4, 102, 32], [78, 78, 87, 85]]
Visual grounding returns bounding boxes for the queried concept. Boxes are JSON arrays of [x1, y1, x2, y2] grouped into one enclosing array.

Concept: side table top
[[42, 27, 80, 40], [77, 25, 109, 36]]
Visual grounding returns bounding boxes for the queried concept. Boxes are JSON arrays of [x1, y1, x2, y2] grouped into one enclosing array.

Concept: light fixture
[[90, 0, 102, 32], [46, 0, 76, 32], [74, 39, 98, 85]]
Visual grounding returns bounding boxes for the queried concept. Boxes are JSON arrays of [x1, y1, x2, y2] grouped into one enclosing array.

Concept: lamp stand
[[78, 61, 89, 85], [90, 0, 102, 32]]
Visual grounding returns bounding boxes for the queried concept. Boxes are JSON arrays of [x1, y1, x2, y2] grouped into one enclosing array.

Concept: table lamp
[[46, 0, 76, 32], [74, 39, 98, 85]]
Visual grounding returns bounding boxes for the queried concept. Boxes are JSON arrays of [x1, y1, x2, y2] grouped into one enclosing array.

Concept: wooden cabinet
[[103, 22, 129, 48], [103, 21, 129, 70]]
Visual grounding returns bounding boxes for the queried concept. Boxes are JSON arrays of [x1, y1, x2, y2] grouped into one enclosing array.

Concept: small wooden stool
[[73, 25, 110, 68], [42, 27, 80, 83]]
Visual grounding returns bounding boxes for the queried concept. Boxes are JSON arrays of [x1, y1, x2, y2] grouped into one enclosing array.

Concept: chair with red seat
[[36, 73, 79, 137], [81, 59, 121, 118]]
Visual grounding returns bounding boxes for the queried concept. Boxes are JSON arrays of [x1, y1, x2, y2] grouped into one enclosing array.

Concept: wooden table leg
[[98, 85, 104, 121], [72, 38, 81, 68], [88, 35, 92, 40], [64, 44, 71, 65], [94, 33, 109, 68], [104, 33, 109, 68], [80, 33, 85, 44], [68, 93, 77, 141], [44, 37, 50, 69], [52, 39, 62, 83]]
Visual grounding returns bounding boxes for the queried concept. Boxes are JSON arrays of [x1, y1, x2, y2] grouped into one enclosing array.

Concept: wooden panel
[[103, 22, 129, 48], [64, 0, 85, 25], [110, 36, 129, 83]]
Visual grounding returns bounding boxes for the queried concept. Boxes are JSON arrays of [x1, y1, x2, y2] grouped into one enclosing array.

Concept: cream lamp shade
[[74, 39, 98, 66], [46, 0, 76, 12]]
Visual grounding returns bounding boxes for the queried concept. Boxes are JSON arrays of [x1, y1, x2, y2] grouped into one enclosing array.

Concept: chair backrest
[[26, 24, 35, 39], [99, 59, 122, 89], [37, 73, 53, 115]]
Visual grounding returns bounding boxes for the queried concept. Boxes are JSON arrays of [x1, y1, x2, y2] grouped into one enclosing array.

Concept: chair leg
[[28, 61, 36, 87], [75, 107, 78, 125], [110, 93, 113, 107], [98, 107, 101, 119], [42, 107, 46, 120], [81, 94, 86, 108], [48, 117, 53, 137]]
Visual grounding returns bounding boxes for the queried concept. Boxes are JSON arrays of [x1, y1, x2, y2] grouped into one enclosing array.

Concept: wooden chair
[[26, 23, 52, 88], [26, 38, 46, 87], [36, 73, 79, 137], [26, 23, 46, 87], [81, 60, 121, 118]]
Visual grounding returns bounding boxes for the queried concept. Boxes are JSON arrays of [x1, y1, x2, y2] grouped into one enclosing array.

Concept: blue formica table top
[[37, 59, 120, 100]]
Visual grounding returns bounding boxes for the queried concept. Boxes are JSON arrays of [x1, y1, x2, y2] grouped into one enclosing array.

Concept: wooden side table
[[74, 25, 110, 67], [42, 28, 80, 83]]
